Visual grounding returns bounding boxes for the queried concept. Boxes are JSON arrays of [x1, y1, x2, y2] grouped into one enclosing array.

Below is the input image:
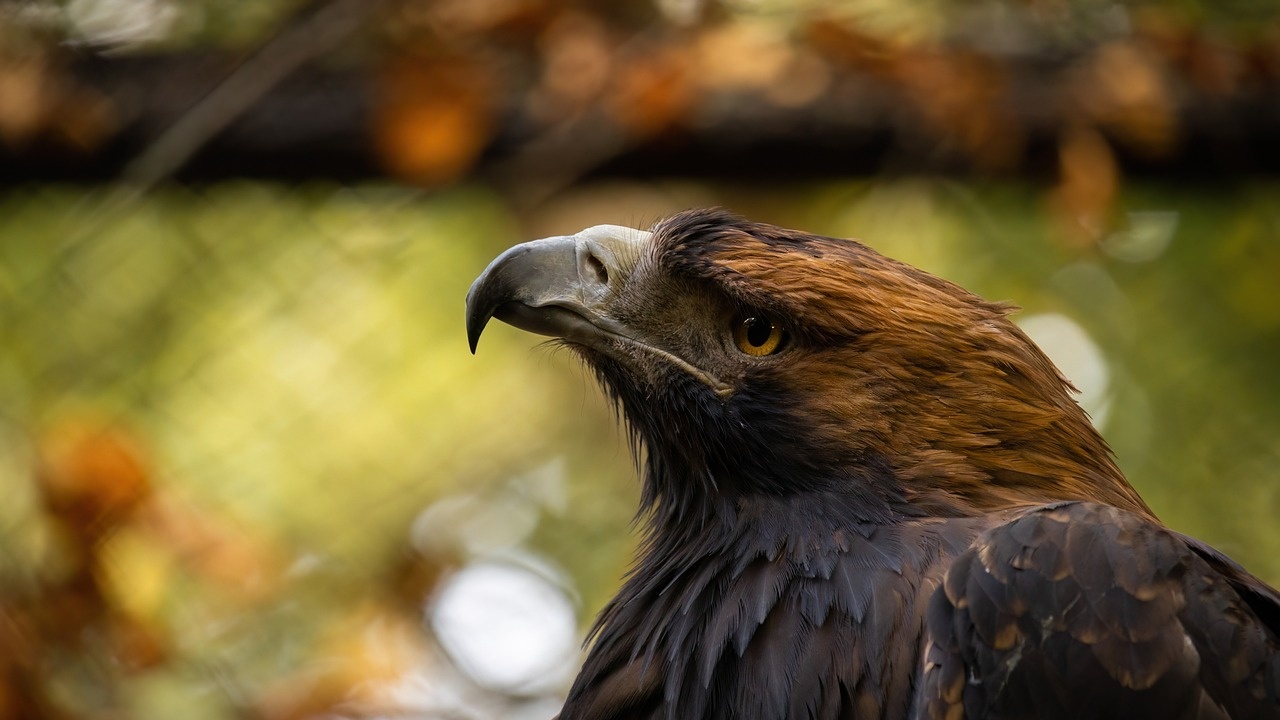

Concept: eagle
[[465, 208, 1280, 719]]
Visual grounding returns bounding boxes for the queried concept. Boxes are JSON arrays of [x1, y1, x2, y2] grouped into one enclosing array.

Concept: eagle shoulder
[[921, 501, 1280, 720]]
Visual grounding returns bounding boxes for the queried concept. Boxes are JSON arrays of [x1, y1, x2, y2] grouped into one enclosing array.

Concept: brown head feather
[[648, 208, 1153, 519]]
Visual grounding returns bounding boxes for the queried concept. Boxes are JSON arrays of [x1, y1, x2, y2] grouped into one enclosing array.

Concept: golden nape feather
[[466, 208, 1280, 720]]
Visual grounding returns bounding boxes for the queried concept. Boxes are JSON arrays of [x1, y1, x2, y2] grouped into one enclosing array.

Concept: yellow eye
[[733, 315, 785, 356]]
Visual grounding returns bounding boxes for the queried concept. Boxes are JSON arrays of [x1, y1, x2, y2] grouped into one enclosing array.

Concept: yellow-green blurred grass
[[0, 183, 641, 716]]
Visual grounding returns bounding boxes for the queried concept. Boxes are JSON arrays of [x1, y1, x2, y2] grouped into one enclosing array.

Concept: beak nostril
[[584, 252, 609, 287]]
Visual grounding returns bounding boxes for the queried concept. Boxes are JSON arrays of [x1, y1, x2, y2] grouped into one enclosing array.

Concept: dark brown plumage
[[465, 208, 1280, 719]]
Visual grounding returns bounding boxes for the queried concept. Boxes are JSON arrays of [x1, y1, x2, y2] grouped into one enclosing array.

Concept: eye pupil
[[732, 313, 785, 356], [745, 317, 772, 347]]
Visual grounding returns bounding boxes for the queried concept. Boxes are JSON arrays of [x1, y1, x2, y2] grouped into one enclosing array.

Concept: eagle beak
[[466, 225, 651, 353]]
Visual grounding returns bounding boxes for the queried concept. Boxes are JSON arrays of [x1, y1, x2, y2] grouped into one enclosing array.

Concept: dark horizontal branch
[[2, 46, 1279, 187]]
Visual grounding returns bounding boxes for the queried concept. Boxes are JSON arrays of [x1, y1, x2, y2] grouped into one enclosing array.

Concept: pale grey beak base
[[467, 225, 734, 397], [465, 226, 651, 353]]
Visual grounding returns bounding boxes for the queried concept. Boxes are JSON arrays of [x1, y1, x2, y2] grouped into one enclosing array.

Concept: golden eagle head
[[467, 209, 1151, 527]]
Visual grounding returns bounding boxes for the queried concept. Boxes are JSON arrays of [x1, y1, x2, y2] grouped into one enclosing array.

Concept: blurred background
[[2, 0, 1279, 717]]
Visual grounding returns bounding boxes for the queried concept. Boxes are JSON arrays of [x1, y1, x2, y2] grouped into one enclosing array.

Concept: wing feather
[[922, 501, 1280, 719]]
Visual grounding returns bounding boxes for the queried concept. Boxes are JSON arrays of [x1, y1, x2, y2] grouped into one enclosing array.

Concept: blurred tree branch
[[122, 0, 378, 193], [1, 2, 1278, 189]]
